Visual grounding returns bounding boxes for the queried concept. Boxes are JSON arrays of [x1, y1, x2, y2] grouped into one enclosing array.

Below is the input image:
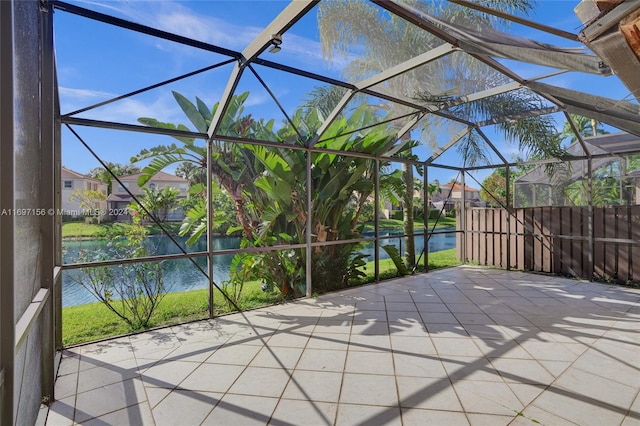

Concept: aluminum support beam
[[383, 113, 426, 157], [53, 76, 63, 352], [425, 127, 472, 165], [64, 116, 429, 165], [15, 290, 50, 353], [460, 172, 467, 264], [0, 0, 14, 422], [306, 151, 312, 298], [449, 0, 579, 41], [39, 0, 56, 402], [207, 62, 244, 139], [475, 128, 508, 165], [254, 57, 355, 89], [579, 1, 640, 42], [588, 158, 594, 282], [423, 165, 429, 273], [52, 1, 241, 58], [241, 1, 318, 64], [64, 59, 235, 118], [374, 159, 380, 282], [506, 166, 511, 270], [208, 1, 317, 140], [371, 0, 576, 115], [432, 81, 521, 112], [355, 43, 457, 90], [310, 91, 355, 147], [564, 111, 592, 157], [207, 136, 214, 318], [473, 106, 560, 128]]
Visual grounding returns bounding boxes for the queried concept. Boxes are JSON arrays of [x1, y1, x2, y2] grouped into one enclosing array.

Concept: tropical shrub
[[67, 215, 168, 330], [134, 91, 400, 298]]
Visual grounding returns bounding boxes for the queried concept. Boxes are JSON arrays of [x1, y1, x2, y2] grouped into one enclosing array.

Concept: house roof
[[115, 170, 188, 184], [61, 167, 105, 185], [442, 183, 480, 192], [106, 193, 132, 203]]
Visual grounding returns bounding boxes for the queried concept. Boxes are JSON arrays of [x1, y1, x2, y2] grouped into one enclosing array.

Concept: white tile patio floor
[[45, 265, 640, 426]]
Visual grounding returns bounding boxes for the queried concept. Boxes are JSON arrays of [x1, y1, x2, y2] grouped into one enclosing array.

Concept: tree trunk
[[229, 186, 254, 240], [212, 162, 254, 240], [351, 190, 371, 231]]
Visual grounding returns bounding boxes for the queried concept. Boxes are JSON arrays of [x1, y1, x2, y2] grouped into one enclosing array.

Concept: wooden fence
[[457, 206, 640, 283]]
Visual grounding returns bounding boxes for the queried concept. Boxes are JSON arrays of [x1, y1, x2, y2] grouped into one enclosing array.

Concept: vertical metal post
[[620, 157, 626, 205], [588, 158, 594, 282], [506, 166, 511, 271], [423, 165, 429, 273], [505, 166, 512, 271], [460, 171, 467, 264], [54, 83, 62, 352], [0, 0, 15, 422], [305, 150, 312, 297], [374, 159, 380, 282], [39, 0, 56, 402], [207, 140, 214, 317]]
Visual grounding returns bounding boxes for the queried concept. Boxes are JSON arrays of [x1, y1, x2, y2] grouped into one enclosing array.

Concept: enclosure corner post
[[0, 0, 14, 422], [460, 170, 467, 264], [374, 159, 380, 282], [40, 0, 57, 402], [207, 139, 214, 318], [423, 164, 429, 273], [506, 166, 511, 271], [588, 158, 594, 282], [305, 149, 312, 298]]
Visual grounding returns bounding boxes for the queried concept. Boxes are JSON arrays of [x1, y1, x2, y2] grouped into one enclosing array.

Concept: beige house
[[432, 183, 482, 211], [61, 167, 108, 218], [107, 171, 189, 221]]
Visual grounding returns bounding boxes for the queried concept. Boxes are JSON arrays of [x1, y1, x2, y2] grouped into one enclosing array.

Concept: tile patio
[[44, 266, 640, 425]]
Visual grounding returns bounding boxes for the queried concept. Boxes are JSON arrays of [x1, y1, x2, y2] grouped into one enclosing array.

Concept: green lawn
[[364, 216, 457, 231], [62, 281, 282, 346], [62, 217, 457, 239], [62, 221, 183, 239], [62, 248, 460, 346]]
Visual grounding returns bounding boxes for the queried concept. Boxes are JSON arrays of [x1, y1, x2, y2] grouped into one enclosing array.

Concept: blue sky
[[55, 0, 634, 187]]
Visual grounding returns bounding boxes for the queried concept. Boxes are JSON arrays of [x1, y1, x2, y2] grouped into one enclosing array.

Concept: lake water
[[62, 230, 456, 307]]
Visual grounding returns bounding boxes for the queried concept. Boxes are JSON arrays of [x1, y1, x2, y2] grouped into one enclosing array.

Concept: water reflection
[[62, 230, 456, 306]]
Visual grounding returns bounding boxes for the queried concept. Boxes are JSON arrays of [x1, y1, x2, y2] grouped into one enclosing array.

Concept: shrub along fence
[[458, 205, 640, 283]]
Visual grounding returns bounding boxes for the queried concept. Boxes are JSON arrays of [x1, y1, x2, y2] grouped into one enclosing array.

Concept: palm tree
[[88, 162, 140, 194], [129, 186, 180, 222], [561, 114, 609, 142], [175, 161, 206, 186]]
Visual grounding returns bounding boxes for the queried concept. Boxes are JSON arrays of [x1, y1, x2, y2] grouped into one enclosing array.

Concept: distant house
[[61, 167, 108, 218], [107, 171, 189, 221], [431, 183, 482, 211]]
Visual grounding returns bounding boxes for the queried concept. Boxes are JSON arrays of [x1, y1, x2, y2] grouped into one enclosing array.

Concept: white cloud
[[243, 92, 270, 107], [92, 97, 174, 123], [279, 33, 352, 72], [153, 8, 261, 50], [59, 86, 114, 100], [75, 0, 350, 73], [60, 86, 188, 127]]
